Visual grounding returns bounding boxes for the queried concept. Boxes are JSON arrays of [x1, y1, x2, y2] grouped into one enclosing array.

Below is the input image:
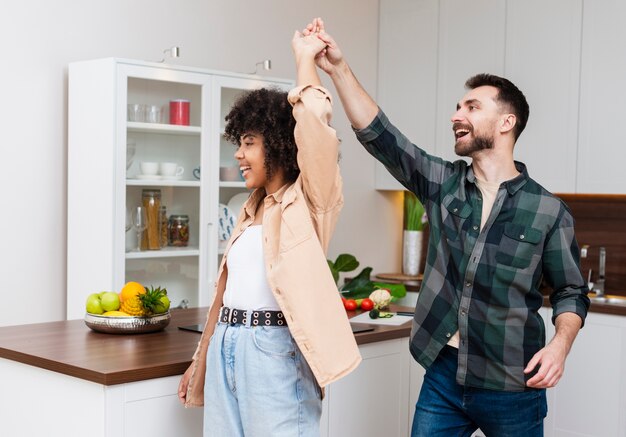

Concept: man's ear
[[500, 113, 517, 134]]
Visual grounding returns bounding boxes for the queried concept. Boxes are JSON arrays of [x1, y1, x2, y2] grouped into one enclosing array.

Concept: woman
[[178, 25, 361, 436]]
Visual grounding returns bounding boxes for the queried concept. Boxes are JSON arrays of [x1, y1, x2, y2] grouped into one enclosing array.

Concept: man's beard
[[455, 132, 494, 157]]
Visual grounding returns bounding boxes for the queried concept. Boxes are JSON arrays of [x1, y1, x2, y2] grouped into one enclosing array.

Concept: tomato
[[344, 299, 357, 311], [360, 298, 374, 311]]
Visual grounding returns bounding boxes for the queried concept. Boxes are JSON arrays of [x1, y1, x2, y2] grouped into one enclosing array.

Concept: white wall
[[0, 0, 403, 326]]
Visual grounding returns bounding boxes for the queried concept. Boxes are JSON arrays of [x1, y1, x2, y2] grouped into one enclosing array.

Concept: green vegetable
[[327, 254, 359, 284], [404, 191, 426, 231], [327, 253, 407, 300], [369, 308, 394, 319]]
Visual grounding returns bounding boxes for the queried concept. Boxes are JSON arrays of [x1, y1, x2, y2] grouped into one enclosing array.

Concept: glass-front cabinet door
[[67, 58, 292, 319], [117, 64, 212, 312]]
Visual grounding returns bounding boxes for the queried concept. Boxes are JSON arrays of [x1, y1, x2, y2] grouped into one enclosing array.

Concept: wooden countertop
[[0, 306, 413, 386]]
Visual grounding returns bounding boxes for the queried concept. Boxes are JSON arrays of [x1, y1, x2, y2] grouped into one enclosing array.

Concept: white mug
[[140, 162, 159, 175], [160, 162, 184, 177]]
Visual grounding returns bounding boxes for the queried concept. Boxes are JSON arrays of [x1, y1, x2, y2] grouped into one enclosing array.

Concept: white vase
[[402, 230, 424, 276]]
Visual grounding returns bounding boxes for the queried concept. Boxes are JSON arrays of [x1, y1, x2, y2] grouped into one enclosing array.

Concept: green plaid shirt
[[355, 110, 590, 391]]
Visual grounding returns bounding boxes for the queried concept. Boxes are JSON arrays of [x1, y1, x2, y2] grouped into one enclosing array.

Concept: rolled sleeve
[[544, 211, 590, 326], [353, 109, 391, 143]]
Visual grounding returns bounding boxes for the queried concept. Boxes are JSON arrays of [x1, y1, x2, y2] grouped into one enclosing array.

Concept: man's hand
[[301, 18, 345, 75], [525, 312, 582, 388], [524, 340, 568, 388]]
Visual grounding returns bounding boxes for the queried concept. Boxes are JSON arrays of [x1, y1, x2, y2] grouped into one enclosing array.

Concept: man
[[303, 18, 590, 436]]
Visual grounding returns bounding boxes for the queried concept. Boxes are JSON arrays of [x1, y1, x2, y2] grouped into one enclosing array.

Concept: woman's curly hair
[[223, 88, 299, 183]]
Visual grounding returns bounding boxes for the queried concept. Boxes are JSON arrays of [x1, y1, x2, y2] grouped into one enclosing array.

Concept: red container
[[169, 99, 190, 125]]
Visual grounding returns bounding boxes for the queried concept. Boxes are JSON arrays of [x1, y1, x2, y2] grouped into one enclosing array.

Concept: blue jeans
[[203, 322, 322, 437], [411, 346, 547, 437]]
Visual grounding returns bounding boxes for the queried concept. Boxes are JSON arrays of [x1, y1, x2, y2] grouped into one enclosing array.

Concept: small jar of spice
[[168, 214, 189, 247], [159, 206, 168, 248]]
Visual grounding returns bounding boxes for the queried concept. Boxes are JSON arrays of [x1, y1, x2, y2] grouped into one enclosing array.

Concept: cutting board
[[350, 311, 413, 326], [375, 272, 423, 282]]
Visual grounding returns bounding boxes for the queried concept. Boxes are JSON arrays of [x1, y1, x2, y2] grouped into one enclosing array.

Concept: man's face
[[451, 86, 502, 157]]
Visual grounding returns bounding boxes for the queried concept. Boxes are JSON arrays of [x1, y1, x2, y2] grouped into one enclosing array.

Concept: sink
[[589, 295, 626, 306]]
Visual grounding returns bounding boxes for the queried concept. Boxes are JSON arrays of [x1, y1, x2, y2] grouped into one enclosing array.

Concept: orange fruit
[[120, 281, 145, 302]]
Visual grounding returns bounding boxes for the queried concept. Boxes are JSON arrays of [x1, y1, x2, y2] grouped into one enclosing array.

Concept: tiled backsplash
[[557, 194, 626, 296]]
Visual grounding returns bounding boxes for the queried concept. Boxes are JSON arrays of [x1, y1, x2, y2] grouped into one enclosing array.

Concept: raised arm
[[302, 18, 379, 129], [291, 29, 324, 87]]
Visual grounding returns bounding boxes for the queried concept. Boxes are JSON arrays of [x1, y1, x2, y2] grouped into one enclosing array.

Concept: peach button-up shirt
[[184, 85, 361, 407]]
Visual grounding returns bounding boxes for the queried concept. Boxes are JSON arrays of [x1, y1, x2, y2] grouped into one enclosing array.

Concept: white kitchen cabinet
[[67, 58, 292, 319], [376, 0, 439, 191], [577, 0, 626, 194], [375, 0, 506, 189], [504, 0, 582, 193], [543, 309, 626, 437], [320, 337, 419, 437], [377, 0, 626, 195], [434, 0, 506, 163], [0, 358, 203, 437]]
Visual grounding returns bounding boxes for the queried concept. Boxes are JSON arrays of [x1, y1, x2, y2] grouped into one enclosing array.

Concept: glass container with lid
[[168, 214, 190, 247], [141, 189, 162, 250]]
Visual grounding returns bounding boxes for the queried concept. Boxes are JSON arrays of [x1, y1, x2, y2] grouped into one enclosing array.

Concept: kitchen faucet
[[593, 247, 606, 297]]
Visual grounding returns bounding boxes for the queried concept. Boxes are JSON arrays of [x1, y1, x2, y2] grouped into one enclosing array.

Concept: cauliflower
[[369, 288, 392, 310]]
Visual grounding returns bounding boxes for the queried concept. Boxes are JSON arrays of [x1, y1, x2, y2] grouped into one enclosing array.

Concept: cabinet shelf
[[125, 247, 200, 259], [127, 122, 201, 136], [126, 179, 200, 187], [219, 181, 247, 188]]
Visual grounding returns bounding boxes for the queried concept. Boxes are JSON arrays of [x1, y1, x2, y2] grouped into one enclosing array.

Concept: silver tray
[[84, 312, 171, 334]]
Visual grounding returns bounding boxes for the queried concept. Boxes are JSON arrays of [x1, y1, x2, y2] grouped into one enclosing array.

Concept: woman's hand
[[178, 364, 194, 405], [292, 24, 327, 60]]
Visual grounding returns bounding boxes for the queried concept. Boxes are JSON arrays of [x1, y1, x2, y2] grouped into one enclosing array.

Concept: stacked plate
[[227, 193, 249, 217]]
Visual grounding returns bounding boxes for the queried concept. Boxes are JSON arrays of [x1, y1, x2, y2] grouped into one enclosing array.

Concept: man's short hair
[[465, 74, 530, 141]]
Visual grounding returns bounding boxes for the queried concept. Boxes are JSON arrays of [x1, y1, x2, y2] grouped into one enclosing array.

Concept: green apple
[[86, 293, 104, 314], [153, 295, 171, 314], [100, 292, 120, 312]]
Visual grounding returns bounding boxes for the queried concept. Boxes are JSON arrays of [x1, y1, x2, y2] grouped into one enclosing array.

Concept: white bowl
[[220, 166, 243, 182]]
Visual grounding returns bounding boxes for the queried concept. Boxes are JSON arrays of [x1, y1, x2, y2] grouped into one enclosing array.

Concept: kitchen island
[[0, 306, 417, 437]]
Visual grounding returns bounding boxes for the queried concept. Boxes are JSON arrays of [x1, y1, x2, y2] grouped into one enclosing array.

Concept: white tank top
[[223, 225, 280, 311]]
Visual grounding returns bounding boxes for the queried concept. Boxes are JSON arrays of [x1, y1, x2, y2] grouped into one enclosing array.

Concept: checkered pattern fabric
[[354, 110, 590, 391]]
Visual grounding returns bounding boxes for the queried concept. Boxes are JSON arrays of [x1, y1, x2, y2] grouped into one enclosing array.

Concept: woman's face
[[235, 132, 269, 190]]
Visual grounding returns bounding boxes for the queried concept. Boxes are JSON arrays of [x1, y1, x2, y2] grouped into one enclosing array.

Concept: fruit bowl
[[84, 311, 171, 334]]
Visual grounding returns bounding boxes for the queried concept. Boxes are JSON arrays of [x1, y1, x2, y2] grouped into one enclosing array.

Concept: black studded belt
[[219, 306, 287, 327]]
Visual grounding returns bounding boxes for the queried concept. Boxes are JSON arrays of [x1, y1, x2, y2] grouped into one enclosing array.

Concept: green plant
[[327, 253, 407, 300], [404, 191, 426, 231]]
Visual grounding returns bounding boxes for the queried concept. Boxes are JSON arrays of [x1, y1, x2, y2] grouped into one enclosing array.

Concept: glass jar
[[168, 214, 190, 247], [159, 206, 168, 248], [141, 189, 162, 250]]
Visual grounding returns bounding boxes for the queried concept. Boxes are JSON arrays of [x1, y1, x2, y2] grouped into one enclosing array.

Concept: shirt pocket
[[495, 223, 542, 269], [442, 195, 472, 242], [279, 200, 313, 253]]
